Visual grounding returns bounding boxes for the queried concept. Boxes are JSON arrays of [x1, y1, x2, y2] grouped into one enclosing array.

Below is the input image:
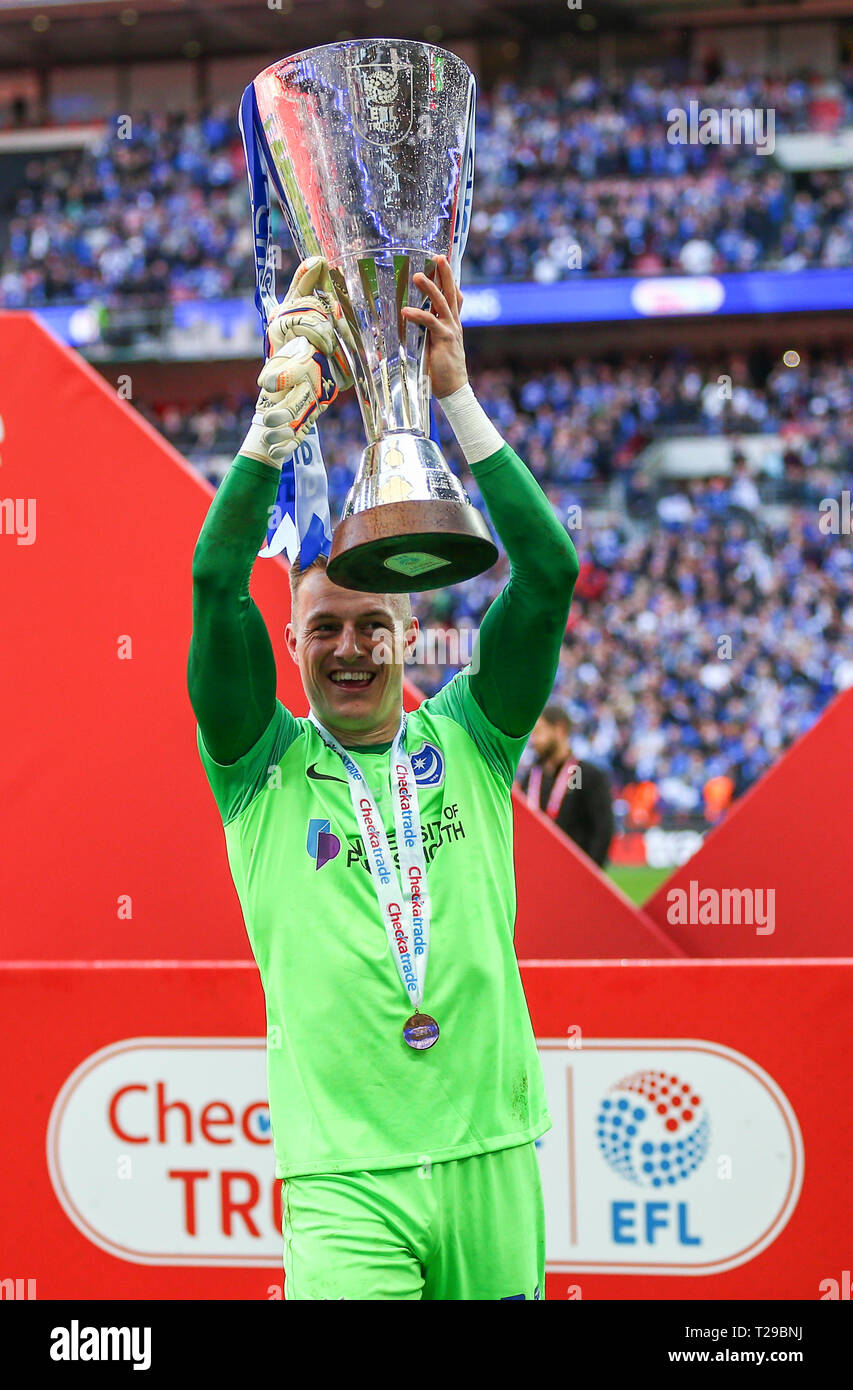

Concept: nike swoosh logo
[[307, 763, 347, 784]]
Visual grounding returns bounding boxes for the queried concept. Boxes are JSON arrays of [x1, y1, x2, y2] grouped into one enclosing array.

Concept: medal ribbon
[[527, 759, 578, 820], [308, 711, 432, 1012]]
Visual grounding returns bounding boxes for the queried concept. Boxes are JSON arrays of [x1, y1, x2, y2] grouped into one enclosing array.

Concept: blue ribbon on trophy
[[238, 81, 331, 568]]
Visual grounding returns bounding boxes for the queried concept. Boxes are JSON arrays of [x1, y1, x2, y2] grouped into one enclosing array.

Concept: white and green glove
[[240, 335, 340, 467], [240, 255, 358, 467], [265, 255, 355, 392]]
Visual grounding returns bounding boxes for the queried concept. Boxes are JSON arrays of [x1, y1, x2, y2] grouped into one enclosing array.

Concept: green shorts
[[282, 1140, 545, 1301]]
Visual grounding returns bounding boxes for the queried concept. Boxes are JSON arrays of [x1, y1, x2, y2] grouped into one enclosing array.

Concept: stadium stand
[[4, 67, 853, 307]]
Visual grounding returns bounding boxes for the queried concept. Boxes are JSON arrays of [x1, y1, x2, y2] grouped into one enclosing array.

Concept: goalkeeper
[[188, 254, 579, 1300]]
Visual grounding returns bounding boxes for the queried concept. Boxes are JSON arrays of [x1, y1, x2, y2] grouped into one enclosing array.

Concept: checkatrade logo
[[306, 817, 340, 869], [47, 1039, 280, 1266]]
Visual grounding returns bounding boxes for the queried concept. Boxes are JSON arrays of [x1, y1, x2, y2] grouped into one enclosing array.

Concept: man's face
[[531, 716, 560, 762], [286, 567, 418, 739]]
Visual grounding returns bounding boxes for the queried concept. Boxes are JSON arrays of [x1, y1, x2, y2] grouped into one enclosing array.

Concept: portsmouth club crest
[[348, 51, 414, 146], [410, 740, 445, 788]]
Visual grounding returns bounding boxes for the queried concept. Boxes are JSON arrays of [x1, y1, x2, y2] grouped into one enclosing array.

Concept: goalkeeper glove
[[240, 336, 339, 467], [266, 255, 355, 392]]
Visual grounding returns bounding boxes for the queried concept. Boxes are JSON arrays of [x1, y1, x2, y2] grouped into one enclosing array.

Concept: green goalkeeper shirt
[[189, 441, 579, 1178]]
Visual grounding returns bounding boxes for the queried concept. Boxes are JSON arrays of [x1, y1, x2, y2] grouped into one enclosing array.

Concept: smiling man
[[288, 568, 415, 744], [188, 255, 579, 1300]]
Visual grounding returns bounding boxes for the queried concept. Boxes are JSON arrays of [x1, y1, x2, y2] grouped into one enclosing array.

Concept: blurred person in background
[[521, 704, 615, 866], [703, 773, 736, 823]]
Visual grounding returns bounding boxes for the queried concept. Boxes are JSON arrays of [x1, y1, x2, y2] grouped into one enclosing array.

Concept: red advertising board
[[1, 960, 848, 1300]]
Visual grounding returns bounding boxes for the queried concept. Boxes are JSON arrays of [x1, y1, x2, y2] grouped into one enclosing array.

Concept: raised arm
[[403, 257, 579, 740], [188, 260, 345, 764], [188, 455, 282, 765], [457, 432, 578, 737]]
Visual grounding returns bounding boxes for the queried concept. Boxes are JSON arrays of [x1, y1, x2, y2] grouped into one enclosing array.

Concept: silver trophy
[[249, 39, 497, 592]]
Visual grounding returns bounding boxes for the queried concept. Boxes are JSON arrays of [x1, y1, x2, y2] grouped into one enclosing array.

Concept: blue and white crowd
[[3, 67, 853, 306]]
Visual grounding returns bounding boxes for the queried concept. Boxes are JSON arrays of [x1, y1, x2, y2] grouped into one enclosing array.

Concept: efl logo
[[47, 1039, 283, 1267], [536, 1040, 802, 1275], [597, 1069, 710, 1188]]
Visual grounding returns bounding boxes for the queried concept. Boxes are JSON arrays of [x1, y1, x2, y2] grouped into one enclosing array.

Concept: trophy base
[[327, 501, 498, 594]]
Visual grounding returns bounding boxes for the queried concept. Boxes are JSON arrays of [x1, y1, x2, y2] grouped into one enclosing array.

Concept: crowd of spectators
[[544, 510, 852, 817], [138, 347, 853, 818], [3, 67, 853, 307], [142, 347, 853, 497], [407, 485, 852, 825], [471, 68, 853, 280]]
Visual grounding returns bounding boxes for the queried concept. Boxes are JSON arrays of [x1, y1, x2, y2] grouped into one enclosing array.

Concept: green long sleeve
[[188, 454, 282, 765], [465, 443, 579, 737]]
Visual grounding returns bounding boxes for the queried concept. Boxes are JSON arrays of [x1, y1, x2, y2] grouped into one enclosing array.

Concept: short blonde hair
[[288, 551, 330, 609], [289, 553, 413, 627]]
